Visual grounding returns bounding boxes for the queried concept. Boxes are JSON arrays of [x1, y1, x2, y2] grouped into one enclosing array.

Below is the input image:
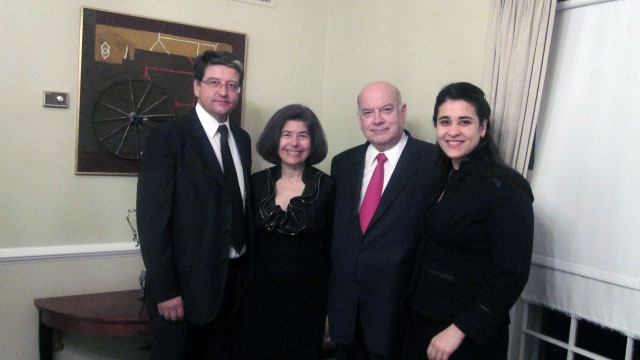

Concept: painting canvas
[[76, 8, 246, 175]]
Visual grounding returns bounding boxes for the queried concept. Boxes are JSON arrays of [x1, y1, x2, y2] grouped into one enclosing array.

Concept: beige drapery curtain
[[482, 0, 557, 176], [483, 3, 558, 356]]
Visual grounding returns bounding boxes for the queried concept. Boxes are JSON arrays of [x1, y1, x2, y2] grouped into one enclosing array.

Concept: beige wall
[[0, 0, 328, 248], [0, 0, 491, 358], [0, 0, 490, 248], [321, 0, 491, 161]]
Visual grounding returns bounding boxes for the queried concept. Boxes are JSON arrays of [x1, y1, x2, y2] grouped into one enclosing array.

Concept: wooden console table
[[34, 289, 150, 360]]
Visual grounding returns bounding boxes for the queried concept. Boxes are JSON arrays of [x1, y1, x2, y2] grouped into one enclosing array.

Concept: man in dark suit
[[137, 50, 251, 359], [329, 81, 438, 359]]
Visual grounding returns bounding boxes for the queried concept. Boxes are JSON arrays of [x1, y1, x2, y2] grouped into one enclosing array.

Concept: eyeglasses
[[200, 79, 241, 93]]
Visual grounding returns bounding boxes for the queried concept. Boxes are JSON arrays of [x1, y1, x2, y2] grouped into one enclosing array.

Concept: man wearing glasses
[[137, 50, 252, 359]]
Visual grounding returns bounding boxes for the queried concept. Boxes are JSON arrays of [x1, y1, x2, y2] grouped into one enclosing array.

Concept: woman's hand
[[426, 324, 465, 360]]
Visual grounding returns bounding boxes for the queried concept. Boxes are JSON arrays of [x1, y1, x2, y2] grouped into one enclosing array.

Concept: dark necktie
[[218, 125, 246, 252], [359, 153, 387, 233]]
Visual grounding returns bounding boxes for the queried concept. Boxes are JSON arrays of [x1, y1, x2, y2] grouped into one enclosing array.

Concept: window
[[521, 302, 639, 359]]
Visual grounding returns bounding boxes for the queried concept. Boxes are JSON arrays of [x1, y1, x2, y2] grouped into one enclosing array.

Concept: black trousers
[[401, 310, 508, 360], [336, 305, 398, 360], [148, 255, 247, 360]]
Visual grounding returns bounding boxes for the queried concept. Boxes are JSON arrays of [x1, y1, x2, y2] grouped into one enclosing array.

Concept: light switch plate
[[43, 91, 69, 108]]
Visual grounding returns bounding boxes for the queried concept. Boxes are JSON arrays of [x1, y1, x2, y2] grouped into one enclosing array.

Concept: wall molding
[[0, 242, 140, 265], [532, 254, 640, 291]]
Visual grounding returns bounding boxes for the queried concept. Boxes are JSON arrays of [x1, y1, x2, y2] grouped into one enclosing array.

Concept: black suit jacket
[[137, 109, 252, 324], [329, 134, 438, 355]]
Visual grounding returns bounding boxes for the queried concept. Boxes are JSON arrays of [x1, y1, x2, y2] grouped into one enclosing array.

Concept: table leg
[[39, 312, 53, 360]]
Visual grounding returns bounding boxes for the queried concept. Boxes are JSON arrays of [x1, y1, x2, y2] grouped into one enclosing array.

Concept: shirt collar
[[364, 131, 409, 167], [196, 102, 230, 137]]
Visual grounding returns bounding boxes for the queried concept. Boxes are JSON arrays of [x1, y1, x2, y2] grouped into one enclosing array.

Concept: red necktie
[[360, 153, 387, 233]]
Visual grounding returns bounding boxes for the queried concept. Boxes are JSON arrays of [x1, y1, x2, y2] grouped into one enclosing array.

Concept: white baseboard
[[0, 242, 140, 264]]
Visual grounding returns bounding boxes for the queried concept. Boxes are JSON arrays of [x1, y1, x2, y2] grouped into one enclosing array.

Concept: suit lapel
[[366, 136, 419, 232], [347, 144, 368, 218], [185, 110, 226, 188]]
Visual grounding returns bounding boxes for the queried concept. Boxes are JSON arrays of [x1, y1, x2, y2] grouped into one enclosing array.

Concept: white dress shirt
[[359, 132, 409, 208], [195, 103, 246, 257]]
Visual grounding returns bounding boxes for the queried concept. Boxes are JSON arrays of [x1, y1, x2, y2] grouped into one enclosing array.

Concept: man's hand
[[157, 295, 184, 321], [426, 324, 465, 360]]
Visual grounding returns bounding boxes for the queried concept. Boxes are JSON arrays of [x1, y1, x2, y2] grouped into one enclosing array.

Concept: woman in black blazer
[[402, 82, 534, 360]]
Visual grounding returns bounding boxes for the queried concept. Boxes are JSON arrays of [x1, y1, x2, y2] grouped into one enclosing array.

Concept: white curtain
[[483, 0, 556, 176], [522, 0, 640, 337]]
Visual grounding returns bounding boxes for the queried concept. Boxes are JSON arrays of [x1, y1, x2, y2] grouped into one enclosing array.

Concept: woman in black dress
[[238, 104, 334, 359], [402, 83, 534, 360]]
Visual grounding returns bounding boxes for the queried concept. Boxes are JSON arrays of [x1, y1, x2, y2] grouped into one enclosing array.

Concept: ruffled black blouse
[[250, 165, 335, 264]]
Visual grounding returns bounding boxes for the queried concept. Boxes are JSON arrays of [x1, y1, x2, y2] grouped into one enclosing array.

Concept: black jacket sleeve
[[454, 177, 534, 344], [136, 126, 180, 304]]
